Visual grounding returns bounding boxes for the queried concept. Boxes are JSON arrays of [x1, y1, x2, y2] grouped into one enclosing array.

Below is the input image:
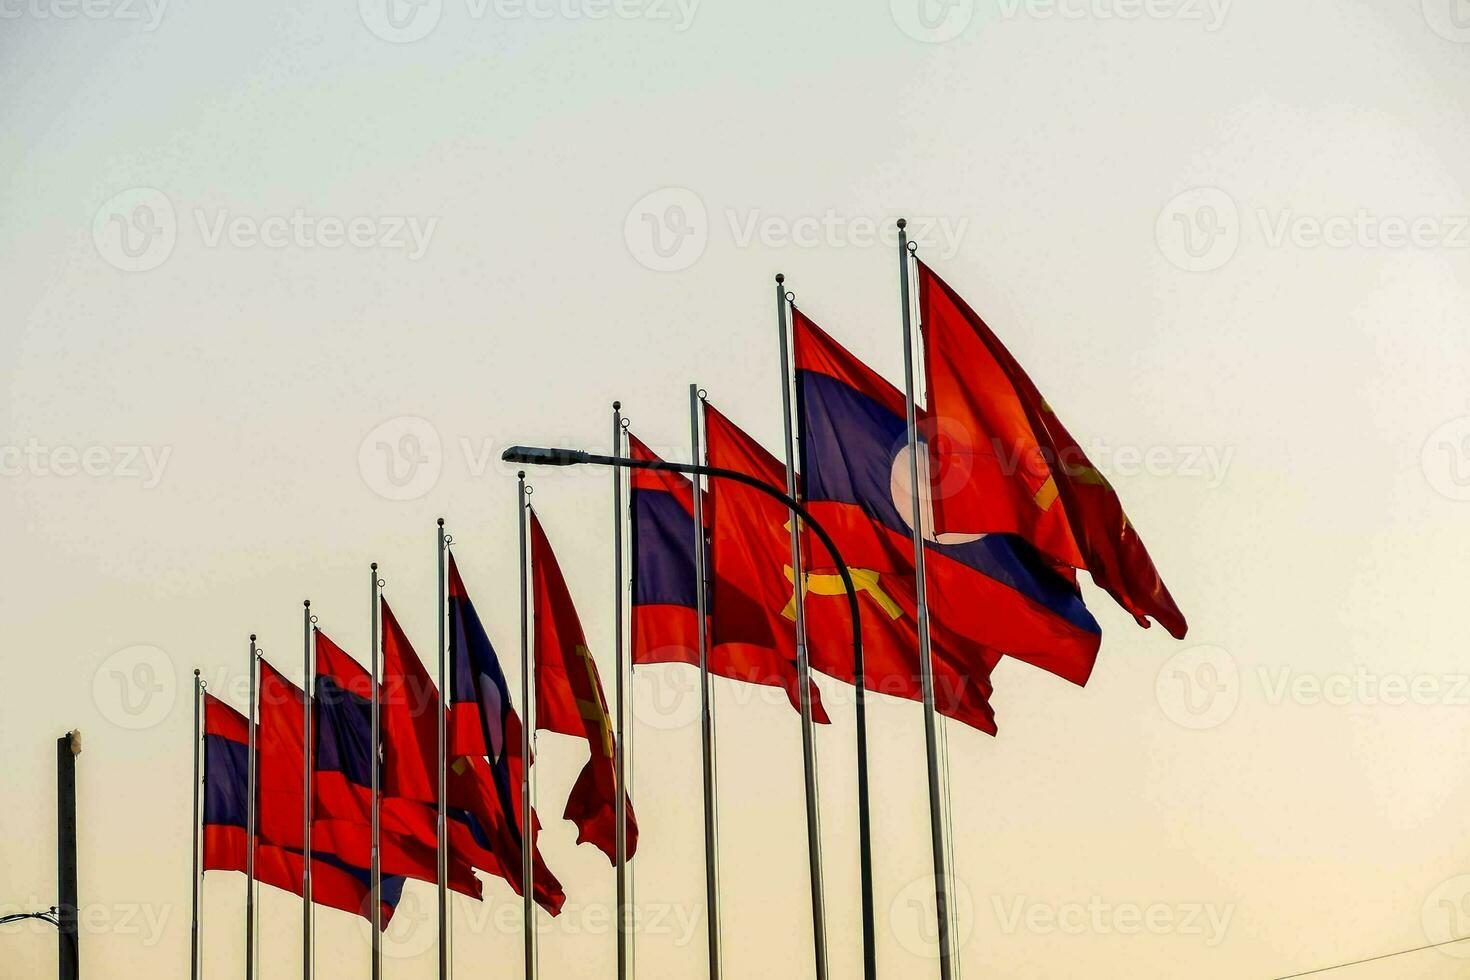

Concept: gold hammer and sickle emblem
[[781, 565, 902, 622]]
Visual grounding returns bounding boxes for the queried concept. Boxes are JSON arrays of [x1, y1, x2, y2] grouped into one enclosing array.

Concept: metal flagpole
[[191, 669, 202, 980], [302, 601, 313, 980], [773, 274, 830, 980], [689, 383, 721, 980], [370, 565, 383, 980], [896, 217, 955, 979], [437, 519, 450, 980], [612, 402, 629, 980], [246, 636, 259, 980], [518, 473, 536, 980]]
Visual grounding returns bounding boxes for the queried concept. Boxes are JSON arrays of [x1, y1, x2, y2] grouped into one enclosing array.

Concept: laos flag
[[793, 307, 1102, 689], [203, 691, 406, 926], [627, 430, 828, 723]]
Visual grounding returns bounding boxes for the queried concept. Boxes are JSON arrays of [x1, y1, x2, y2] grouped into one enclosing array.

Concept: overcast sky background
[[3, 0, 1470, 977]]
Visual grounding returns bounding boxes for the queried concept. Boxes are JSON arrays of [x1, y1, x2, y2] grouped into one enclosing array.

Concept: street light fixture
[[501, 443, 877, 979]]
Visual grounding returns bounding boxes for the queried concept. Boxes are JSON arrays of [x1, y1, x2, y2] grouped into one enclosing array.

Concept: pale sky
[[3, 1, 1470, 978]]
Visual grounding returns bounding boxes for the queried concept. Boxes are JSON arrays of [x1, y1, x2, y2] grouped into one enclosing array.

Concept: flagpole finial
[[249, 633, 256, 642], [303, 599, 310, 608], [438, 517, 445, 527], [896, 217, 907, 230], [613, 400, 621, 411], [518, 470, 526, 479], [371, 562, 378, 571], [776, 273, 784, 283], [194, 668, 200, 677]]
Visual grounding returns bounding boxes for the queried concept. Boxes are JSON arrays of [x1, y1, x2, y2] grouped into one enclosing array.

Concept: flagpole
[[612, 402, 629, 980], [302, 600, 314, 980], [370, 564, 382, 980], [437, 519, 450, 980], [897, 217, 955, 979], [246, 636, 259, 980], [773, 274, 830, 980], [689, 383, 722, 980], [518, 473, 536, 980], [191, 668, 202, 980]]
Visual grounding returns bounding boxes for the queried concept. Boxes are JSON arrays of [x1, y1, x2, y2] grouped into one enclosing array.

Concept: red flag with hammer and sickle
[[530, 510, 638, 862]]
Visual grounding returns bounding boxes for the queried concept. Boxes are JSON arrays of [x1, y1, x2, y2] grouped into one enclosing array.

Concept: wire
[[0, 909, 60, 929], [1274, 935, 1470, 978]]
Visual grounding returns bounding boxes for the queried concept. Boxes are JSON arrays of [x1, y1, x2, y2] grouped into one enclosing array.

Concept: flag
[[380, 596, 566, 913], [530, 510, 638, 862], [204, 691, 405, 926], [447, 554, 567, 914], [313, 630, 482, 898], [627, 431, 829, 723], [917, 259, 1187, 638], [793, 307, 1102, 688], [703, 400, 1000, 732]]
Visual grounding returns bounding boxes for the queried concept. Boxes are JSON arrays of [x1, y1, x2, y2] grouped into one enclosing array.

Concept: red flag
[[380, 597, 565, 912], [530, 511, 639, 862], [703, 401, 1000, 734], [627, 431, 830, 724], [917, 259, 1187, 638], [313, 631, 482, 898]]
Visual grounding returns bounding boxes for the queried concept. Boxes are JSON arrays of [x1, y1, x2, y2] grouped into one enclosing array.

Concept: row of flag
[[196, 518, 622, 937], [190, 236, 1188, 979]]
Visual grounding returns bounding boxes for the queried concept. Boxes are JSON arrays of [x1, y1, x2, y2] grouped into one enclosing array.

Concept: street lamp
[[501, 444, 877, 980]]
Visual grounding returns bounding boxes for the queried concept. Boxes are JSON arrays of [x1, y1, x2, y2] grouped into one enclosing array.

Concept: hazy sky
[[3, 1, 1470, 978]]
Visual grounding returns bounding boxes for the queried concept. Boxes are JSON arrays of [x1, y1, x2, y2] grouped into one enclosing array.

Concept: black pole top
[[249, 633, 256, 641], [438, 517, 445, 527], [303, 599, 310, 608], [896, 217, 907, 230], [370, 562, 377, 571], [776, 273, 784, 283], [613, 400, 621, 411]]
